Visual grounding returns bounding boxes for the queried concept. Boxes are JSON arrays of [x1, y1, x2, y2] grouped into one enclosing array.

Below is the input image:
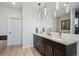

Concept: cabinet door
[[33, 35, 37, 48], [54, 42, 66, 56], [44, 42, 54, 56], [33, 35, 39, 50], [38, 42, 45, 56], [36, 36, 40, 51], [38, 37, 45, 56], [44, 43, 50, 56], [54, 48, 65, 56], [44, 38, 54, 56]]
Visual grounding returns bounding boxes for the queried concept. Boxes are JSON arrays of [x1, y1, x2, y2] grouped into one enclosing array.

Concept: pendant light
[[66, 4, 69, 13], [56, 2, 59, 10], [39, 13, 41, 19], [38, 3, 41, 19], [54, 2, 59, 17], [12, 2, 16, 5], [54, 10, 56, 17], [64, 2, 69, 13], [64, 3, 67, 7], [44, 3, 47, 15]]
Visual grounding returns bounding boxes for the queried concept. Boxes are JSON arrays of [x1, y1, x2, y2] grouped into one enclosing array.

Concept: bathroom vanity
[[33, 33, 78, 56]]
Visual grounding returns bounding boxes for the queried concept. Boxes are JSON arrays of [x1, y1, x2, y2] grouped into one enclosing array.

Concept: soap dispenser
[[42, 27, 45, 32], [35, 27, 38, 33]]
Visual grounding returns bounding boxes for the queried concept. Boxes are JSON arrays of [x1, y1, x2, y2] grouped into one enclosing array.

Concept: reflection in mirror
[[53, 2, 71, 33], [56, 13, 70, 33], [75, 9, 79, 34], [53, 2, 79, 34]]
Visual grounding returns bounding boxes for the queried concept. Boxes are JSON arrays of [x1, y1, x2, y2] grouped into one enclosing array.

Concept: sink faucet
[[59, 32, 61, 36]]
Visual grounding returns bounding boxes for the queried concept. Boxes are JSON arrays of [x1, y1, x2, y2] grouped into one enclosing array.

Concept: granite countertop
[[34, 33, 79, 45]]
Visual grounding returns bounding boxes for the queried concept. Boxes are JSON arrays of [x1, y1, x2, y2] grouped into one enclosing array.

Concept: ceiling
[[0, 2, 22, 9], [0, 2, 79, 9], [0, 2, 79, 17], [37, 2, 79, 17]]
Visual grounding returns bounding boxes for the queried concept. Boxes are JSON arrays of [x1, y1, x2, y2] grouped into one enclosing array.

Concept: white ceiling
[[0, 2, 79, 9], [37, 2, 79, 17], [0, 2, 22, 9], [33, 2, 79, 9], [0, 2, 79, 17], [25, 2, 79, 17]]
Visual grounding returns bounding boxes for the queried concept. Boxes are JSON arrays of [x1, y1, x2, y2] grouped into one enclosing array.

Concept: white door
[[8, 17, 22, 46]]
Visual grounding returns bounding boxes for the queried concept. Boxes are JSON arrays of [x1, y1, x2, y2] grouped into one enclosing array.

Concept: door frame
[[7, 17, 22, 47]]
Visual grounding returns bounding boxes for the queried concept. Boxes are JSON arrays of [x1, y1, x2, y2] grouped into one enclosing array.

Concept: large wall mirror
[[74, 9, 79, 34], [52, 2, 79, 34]]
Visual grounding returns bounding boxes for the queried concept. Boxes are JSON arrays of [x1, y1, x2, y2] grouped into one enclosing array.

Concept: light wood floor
[[0, 40, 41, 56]]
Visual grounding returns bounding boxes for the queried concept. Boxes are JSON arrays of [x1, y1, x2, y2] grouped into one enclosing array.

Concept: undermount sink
[[54, 37, 63, 40]]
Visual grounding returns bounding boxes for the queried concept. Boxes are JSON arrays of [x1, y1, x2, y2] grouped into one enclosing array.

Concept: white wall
[[0, 6, 21, 46], [22, 2, 53, 48], [0, 6, 21, 35]]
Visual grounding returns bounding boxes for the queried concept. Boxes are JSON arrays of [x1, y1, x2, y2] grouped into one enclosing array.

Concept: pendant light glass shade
[[38, 3, 41, 19], [56, 2, 59, 10], [12, 2, 16, 5], [44, 3, 47, 16], [64, 3, 67, 7], [64, 3, 69, 13], [39, 13, 41, 19], [44, 7, 47, 15], [66, 4, 69, 13], [54, 11, 56, 17]]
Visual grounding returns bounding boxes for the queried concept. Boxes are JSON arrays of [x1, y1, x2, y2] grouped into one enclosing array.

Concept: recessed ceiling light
[[12, 2, 16, 5]]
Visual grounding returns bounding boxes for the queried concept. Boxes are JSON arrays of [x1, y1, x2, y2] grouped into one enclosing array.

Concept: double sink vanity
[[33, 32, 79, 56]]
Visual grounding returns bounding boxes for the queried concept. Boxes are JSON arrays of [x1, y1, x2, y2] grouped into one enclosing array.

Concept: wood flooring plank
[[0, 40, 41, 56], [0, 45, 40, 56]]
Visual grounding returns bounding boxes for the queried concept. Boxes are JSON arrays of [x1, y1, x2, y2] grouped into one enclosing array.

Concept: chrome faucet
[[59, 32, 61, 36]]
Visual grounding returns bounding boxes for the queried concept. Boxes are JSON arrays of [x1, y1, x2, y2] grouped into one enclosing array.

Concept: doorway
[[8, 17, 22, 47]]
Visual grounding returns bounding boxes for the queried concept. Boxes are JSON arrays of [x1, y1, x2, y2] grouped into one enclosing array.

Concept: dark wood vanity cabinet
[[33, 35, 66, 56], [33, 35, 52, 56], [54, 42, 66, 56]]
